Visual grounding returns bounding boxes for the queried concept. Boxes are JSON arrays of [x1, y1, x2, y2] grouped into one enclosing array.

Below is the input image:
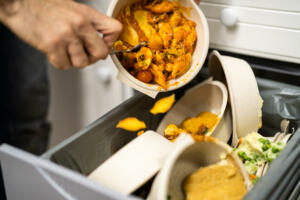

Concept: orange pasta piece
[[116, 117, 146, 132], [150, 94, 175, 114]]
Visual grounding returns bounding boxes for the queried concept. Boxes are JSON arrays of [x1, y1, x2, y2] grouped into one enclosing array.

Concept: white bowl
[[156, 80, 230, 142], [107, 0, 209, 98], [208, 51, 261, 146], [212, 106, 232, 143], [88, 131, 173, 195], [147, 134, 251, 200]]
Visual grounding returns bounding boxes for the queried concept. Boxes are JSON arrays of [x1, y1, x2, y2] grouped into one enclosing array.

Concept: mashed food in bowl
[[184, 159, 247, 200], [114, 0, 197, 89]]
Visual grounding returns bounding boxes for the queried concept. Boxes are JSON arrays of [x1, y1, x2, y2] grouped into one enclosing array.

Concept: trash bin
[[0, 65, 299, 200]]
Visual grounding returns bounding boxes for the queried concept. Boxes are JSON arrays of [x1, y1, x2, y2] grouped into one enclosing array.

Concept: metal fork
[[110, 41, 148, 55]]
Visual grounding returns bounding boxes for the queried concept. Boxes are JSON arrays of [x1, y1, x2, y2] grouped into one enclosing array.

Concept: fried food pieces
[[150, 94, 175, 114], [114, 0, 197, 89], [116, 117, 146, 131], [117, 94, 176, 134], [164, 112, 219, 141]]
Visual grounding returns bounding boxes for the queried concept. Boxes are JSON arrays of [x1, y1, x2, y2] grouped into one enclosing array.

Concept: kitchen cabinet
[[199, 0, 300, 63]]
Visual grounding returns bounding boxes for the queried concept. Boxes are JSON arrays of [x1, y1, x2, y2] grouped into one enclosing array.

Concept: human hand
[[0, 0, 122, 69]]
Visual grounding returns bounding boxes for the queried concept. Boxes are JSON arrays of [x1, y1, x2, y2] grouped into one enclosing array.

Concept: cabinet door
[[199, 0, 300, 63]]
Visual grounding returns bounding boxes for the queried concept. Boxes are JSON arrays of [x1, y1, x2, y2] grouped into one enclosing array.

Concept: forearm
[[0, 0, 122, 69]]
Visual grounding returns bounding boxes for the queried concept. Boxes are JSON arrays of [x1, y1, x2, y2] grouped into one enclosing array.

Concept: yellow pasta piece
[[135, 47, 152, 70], [146, 1, 177, 14], [137, 130, 145, 136], [150, 64, 167, 89], [113, 40, 127, 51], [184, 25, 197, 53], [158, 22, 173, 48], [150, 94, 175, 114], [154, 51, 164, 65], [116, 117, 146, 132], [134, 10, 163, 50], [134, 10, 151, 38], [120, 25, 139, 46], [171, 53, 191, 78], [148, 28, 163, 50], [164, 124, 185, 140], [170, 10, 183, 27], [172, 25, 192, 48], [180, 112, 219, 135], [163, 111, 219, 141], [165, 63, 173, 72]]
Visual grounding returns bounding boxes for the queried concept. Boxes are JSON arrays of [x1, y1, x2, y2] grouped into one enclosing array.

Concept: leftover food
[[116, 117, 146, 131], [234, 132, 285, 184], [150, 94, 175, 114], [164, 112, 219, 140], [184, 158, 247, 200], [114, 0, 197, 89]]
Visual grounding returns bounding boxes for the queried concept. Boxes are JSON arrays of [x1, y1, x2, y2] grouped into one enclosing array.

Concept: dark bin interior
[[43, 72, 211, 175], [42, 68, 300, 199]]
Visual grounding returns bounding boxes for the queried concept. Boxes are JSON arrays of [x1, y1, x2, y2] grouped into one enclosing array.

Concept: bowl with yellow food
[[107, 0, 209, 98], [156, 80, 231, 143], [147, 134, 252, 200]]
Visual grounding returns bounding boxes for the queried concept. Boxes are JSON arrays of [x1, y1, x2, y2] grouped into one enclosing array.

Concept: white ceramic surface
[[208, 51, 261, 146], [107, 0, 209, 98], [147, 134, 251, 200], [88, 131, 173, 195], [156, 80, 229, 141]]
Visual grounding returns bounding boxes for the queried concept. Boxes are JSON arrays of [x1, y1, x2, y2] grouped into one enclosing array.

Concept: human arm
[[0, 0, 122, 69]]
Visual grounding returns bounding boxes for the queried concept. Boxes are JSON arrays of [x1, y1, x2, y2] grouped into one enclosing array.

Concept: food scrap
[[164, 123, 185, 140], [234, 132, 285, 184], [150, 94, 175, 114], [137, 130, 145, 136], [116, 117, 146, 132], [114, 0, 197, 89], [164, 111, 219, 141], [184, 158, 247, 200]]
